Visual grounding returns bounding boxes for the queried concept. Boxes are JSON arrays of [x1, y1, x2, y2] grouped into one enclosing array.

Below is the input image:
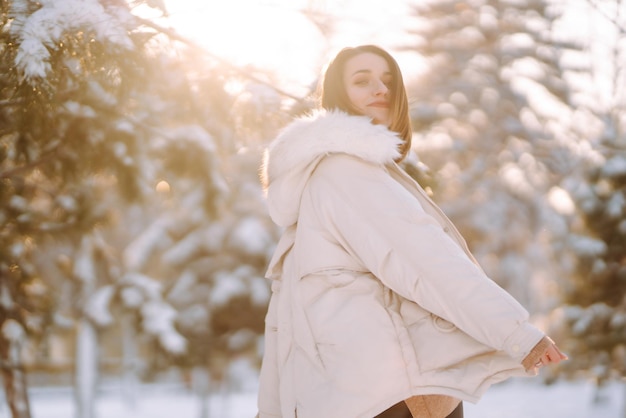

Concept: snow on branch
[[141, 300, 186, 354], [123, 217, 173, 271], [602, 155, 626, 178], [121, 272, 187, 354], [568, 234, 608, 257], [8, 0, 136, 81], [1, 319, 26, 343], [85, 285, 115, 327], [227, 216, 274, 257]]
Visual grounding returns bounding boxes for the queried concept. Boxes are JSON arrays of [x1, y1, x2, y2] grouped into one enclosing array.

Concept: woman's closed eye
[[353, 78, 392, 88]]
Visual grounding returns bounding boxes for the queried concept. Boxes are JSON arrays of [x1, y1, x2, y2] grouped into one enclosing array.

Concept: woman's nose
[[373, 80, 389, 96]]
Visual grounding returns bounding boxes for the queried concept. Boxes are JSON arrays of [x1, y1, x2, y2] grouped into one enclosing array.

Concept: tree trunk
[[622, 379, 626, 418], [0, 334, 32, 418], [75, 318, 98, 418], [121, 313, 138, 409], [73, 235, 99, 418], [192, 366, 210, 418]]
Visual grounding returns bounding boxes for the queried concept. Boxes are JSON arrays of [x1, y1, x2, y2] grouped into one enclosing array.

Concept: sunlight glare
[[165, 0, 325, 93], [156, 180, 171, 194]]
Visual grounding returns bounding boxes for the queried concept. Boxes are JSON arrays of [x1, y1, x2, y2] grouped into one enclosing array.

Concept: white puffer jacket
[[257, 110, 544, 418]]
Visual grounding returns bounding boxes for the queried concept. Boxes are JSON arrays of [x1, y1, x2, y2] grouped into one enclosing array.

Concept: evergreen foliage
[[0, 0, 279, 414], [548, 0, 626, 382], [552, 155, 626, 382], [404, 0, 586, 311]]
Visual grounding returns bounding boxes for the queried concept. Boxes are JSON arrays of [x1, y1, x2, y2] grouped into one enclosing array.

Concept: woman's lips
[[368, 101, 390, 108]]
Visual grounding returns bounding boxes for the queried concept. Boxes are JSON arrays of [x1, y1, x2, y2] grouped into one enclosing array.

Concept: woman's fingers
[[539, 344, 568, 367]]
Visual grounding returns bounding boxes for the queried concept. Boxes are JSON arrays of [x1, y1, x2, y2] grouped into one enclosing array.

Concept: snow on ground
[[464, 378, 623, 418], [0, 378, 623, 418]]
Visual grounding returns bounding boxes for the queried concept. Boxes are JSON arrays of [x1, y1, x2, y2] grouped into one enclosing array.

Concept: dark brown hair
[[320, 45, 412, 161]]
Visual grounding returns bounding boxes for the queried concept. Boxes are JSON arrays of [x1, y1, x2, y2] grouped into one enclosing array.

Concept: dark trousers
[[375, 401, 463, 418]]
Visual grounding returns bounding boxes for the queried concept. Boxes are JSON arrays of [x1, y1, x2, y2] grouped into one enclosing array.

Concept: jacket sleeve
[[303, 154, 544, 364], [257, 281, 282, 418]]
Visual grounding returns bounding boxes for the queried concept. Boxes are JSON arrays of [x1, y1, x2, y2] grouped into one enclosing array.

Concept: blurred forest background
[[0, 0, 625, 417]]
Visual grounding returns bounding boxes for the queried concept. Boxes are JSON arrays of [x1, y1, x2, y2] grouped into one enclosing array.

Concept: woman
[[257, 45, 566, 418]]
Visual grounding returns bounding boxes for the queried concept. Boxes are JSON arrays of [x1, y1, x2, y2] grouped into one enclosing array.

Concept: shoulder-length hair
[[319, 45, 412, 161]]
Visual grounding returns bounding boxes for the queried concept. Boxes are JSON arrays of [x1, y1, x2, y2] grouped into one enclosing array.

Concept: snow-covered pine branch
[[8, 0, 135, 81]]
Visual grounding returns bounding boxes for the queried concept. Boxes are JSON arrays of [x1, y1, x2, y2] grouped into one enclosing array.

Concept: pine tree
[[559, 156, 626, 381], [116, 78, 284, 391], [404, 0, 585, 312], [0, 0, 222, 416], [547, 0, 626, 382]]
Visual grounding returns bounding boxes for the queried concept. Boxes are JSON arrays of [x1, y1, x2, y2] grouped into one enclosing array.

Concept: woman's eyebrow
[[351, 69, 371, 76], [350, 69, 392, 77]]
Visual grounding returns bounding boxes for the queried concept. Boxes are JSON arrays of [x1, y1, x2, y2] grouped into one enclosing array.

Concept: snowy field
[[0, 379, 623, 418]]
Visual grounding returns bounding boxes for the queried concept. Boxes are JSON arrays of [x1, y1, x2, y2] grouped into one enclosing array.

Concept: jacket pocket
[[431, 314, 457, 333], [300, 271, 393, 377], [401, 300, 492, 373], [302, 269, 359, 288]]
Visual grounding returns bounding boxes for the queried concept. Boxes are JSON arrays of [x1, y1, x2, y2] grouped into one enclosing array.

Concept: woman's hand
[[535, 341, 568, 369], [522, 336, 568, 372]]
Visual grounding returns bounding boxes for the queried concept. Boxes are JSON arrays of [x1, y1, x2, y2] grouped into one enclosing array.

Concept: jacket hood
[[261, 109, 403, 227]]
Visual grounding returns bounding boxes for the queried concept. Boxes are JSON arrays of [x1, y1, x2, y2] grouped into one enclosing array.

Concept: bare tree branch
[[586, 0, 626, 34], [0, 149, 59, 179], [0, 98, 25, 107]]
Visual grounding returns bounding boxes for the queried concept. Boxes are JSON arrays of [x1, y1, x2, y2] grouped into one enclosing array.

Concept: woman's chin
[[372, 117, 391, 127]]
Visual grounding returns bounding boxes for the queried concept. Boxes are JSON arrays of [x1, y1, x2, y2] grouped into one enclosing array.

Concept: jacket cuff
[[502, 322, 545, 363], [521, 336, 553, 371]]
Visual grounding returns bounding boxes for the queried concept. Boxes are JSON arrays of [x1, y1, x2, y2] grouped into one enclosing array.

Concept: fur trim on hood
[[261, 109, 403, 227]]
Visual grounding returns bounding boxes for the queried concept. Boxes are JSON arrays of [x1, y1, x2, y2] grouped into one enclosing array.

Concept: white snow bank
[[10, 378, 624, 418]]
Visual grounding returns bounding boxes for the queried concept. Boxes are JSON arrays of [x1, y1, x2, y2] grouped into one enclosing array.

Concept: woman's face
[[343, 52, 392, 127]]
